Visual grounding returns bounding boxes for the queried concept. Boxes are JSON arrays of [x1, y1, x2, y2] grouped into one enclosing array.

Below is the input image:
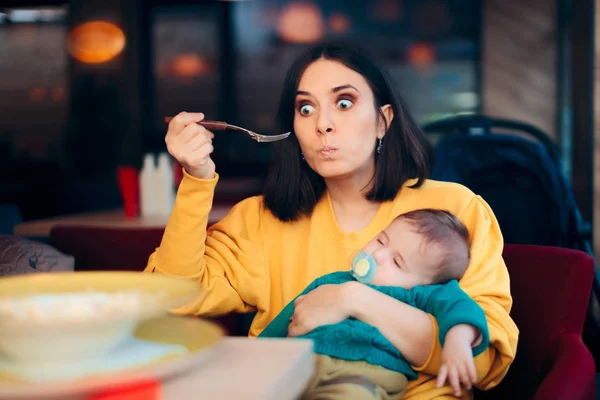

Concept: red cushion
[[503, 244, 592, 362], [534, 333, 595, 400], [50, 226, 163, 272], [476, 244, 595, 399]]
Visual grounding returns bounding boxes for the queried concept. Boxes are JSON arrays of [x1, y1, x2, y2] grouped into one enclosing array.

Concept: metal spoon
[[164, 117, 290, 143]]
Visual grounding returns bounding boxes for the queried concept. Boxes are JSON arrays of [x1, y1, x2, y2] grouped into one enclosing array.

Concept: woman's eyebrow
[[332, 84, 359, 94], [296, 84, 360, 97]]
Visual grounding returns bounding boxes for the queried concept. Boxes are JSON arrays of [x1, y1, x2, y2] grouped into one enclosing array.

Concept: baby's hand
[[436, 328, 477, 397]]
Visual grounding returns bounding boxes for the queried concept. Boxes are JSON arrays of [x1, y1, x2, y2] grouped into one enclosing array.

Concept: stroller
[[421, 114, 600, 361]]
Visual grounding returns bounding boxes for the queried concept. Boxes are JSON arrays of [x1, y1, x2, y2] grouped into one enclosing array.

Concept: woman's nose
[[316, 106, 335, 136]]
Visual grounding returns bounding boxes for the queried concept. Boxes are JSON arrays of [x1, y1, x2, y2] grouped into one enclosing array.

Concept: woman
[[145, 43, 518, 399]]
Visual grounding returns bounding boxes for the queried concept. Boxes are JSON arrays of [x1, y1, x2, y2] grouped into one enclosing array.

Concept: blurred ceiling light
[[406, 42, 436, 68], [329, 13, 350, 34], [68, 21, 126, 64], [51, 87, 66, 102], [171, 54, 212, 78], [277, 2, 324, 44], [29, 88, 47, 102], [373, 0, 403, 22], [7, 7, 66, 23], [37, 8, 67, 22], [7, 9, 38, 22]]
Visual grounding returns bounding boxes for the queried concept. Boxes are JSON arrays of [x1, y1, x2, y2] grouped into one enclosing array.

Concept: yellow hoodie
[[145, 170, 519, 399]]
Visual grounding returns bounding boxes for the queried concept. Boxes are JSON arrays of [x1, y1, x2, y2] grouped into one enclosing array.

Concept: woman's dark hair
[[263, 43, 433, 222]]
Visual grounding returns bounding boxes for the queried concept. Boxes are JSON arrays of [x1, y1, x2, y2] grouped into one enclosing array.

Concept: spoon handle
[[163, 117, 228, 131]]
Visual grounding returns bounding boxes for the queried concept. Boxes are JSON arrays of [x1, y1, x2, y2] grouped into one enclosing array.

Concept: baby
[[259, 209, 489, 400]]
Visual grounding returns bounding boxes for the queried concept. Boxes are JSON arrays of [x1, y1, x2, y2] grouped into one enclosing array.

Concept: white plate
[[0, 271, 205, 366], [0, 316, 224, 399]]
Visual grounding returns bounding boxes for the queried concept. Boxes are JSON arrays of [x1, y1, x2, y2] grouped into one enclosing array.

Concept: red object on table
[[117, 166, 140, 218], [86, 379, 160, 400]]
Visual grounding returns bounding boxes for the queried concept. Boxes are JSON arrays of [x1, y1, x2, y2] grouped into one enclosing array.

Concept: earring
[[376, 138, 383, 154], [301, 152, 305, 161]]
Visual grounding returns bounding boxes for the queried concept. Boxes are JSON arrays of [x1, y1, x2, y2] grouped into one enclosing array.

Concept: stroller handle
[[422, 114, 561, 164]]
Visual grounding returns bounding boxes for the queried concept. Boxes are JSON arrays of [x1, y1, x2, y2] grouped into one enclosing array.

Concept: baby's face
[[360, 219, 443, 289]]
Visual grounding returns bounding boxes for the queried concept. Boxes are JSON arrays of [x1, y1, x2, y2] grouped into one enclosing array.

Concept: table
[[162, 338, 314, 400], [12, 338, 314, 400], [13, 205, 233, 238], [61, 338, 314, 400]]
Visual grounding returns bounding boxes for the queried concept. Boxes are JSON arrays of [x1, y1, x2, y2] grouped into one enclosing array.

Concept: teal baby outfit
[[259, 271, 490, 380]]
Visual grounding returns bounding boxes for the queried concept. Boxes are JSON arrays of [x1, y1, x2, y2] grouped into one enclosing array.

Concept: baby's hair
[[397, 209, 470, 283]]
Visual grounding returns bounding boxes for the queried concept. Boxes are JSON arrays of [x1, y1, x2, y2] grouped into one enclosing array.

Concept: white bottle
[[140, 153, 158, 216], [156, 152, 175, 216]]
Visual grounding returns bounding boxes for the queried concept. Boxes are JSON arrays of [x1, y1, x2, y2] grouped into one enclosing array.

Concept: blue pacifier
[[351, 251, 377, 284]]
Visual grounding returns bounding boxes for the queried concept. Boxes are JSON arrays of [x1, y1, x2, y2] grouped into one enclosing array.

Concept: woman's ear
[[378, 104, 394, 139]]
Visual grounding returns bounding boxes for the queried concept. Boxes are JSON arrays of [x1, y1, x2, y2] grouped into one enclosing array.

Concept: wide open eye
[[337, 99, 354, 110], [298, 104, 315, 115]]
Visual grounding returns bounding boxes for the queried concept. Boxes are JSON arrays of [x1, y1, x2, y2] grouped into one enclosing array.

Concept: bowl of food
[[0, 271, 203, 367]]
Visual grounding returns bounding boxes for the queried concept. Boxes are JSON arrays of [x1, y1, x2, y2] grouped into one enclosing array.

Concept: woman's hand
[[288, 283, 352, 337], [165, 111, 216, 179]]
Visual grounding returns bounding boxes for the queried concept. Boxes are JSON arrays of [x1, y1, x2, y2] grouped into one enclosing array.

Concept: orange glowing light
[[277, 2, 324, 44], [406, 43, 435, 68], [171, 54, 212, 78], [329, 13, 350, 34], [29, 88, 47, 102], [51, 87, 66, 101], [68, 21, 126, 64]]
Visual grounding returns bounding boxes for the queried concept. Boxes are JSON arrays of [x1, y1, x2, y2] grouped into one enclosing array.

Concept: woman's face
[[293, 59, 392, 182]]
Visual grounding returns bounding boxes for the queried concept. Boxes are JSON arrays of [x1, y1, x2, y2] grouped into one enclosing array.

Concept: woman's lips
[[319, 146, 337, 157]]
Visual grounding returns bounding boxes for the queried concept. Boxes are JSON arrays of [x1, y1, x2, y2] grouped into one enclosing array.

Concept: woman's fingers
[[167, 111, 205, 135], [178, 141, 214, 168], [168, 121, 211, 146], [164, 111, 217, 179], [192, 142, 215, 164], [183, 124, 214, 144], [187, 132, 213, 152]]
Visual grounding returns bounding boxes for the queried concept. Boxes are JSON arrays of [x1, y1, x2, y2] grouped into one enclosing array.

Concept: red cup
[[174, 161, 184, 187], [117, 166, 140, 218]]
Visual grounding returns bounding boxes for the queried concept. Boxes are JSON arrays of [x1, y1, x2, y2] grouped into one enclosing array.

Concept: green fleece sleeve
[[259, 271, 354, 338], [415, 280, 490, 356], [258, 300, 296, 337]]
